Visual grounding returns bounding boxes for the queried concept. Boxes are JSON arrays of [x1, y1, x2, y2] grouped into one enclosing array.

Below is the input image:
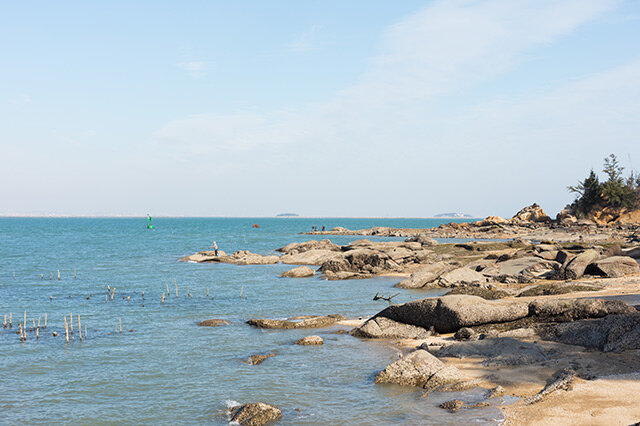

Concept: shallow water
[[0, 217, 504, 424]]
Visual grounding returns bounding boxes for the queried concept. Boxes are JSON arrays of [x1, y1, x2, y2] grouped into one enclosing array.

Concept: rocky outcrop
[[438, 337, 549, 366], [374, 349, 467, 392], [280, 266, 315, 278], [280, 249, 341, 265], [319, 249, 401, 276], [473, 216, 508, 227], [510, 203, 552, 223], [352, 295, 636, 337], [247, 315, 344, 329], [276, 239, 340, 254], [395, 262, 452, 289], [295, 335, 323, 345], [349, 317, 431, 339], [228, 402, 282, 426], [585, 256, 640, 278], [537, 313, 640, 352], [355, 295, 530, 334], [198, 319, 231, 327], [404, 235, 439, 246], [181, 250, 278, 265]]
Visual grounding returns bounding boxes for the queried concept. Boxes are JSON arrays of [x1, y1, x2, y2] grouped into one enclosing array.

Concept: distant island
[[276, 213, 300, 217], [433, 212, 475, 218]]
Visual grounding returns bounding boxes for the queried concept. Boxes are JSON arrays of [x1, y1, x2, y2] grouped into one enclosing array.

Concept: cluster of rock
[[351, 294, 640, 352]]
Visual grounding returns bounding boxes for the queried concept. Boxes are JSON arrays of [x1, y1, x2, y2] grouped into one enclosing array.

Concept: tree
[[568, 170, 602, 217]]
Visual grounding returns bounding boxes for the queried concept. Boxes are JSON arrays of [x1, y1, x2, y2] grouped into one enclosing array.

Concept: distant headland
[[276, 213, 300, 217]]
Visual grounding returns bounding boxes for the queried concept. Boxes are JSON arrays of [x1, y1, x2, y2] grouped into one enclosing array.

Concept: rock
[[323, 271, 372, 280], [438, 267, 487, 287], [319, 249, 401, 275], [350, 317, 431, 339], [528, 298, 635, 323], [473, 216, 508, 226], [585, 256, 640, 278], [374, 349, 467, 391], [623, 246, 640, 260], [404, 234, 439, 246], [182, 250, 279, 265], [295, 335, 323, 345], [481, 257, 560, 283], [537, 313, 640, 352], [367, 295, 530, 334], [228, 402, 282, 426], [561, 249, 599, 280], [445, 286, 510, 300], [198, 319, 231, 327], [440, 400, 465, 413], [247, 315, 344, 329], [395, 262, 452, 289], [453, 327, 477, 341], [438, 337, 548, 366], [516, 283, 601, 297], [280, 249, 342, 266], [510, 203, 552, 223], [523, 368, 575, 405], [246, 353, 275, 365], [276, 239, 340, 254], [280, 266, 315, 278]]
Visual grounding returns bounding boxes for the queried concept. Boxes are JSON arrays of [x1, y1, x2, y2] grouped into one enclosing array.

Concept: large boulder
[[319, 249, 401, 275], [561, 249, 600, 280], [247, 315, 344, 329], [395, 262, 452, 289], [510, 203, 552, 223], [356, 295, 529, 334], [280, 249, 342, 265], [404, 234, 439, 246], [473, 216, 508, 227], [374, 349, 466, 391], [349, 317, 431, 339], [528, 298, 635, 322], [280, 266, 315, 278], [295, 335, 323, 345], [228, 402, 282, 426], [585, 256, 640, 278], [537, 314, 640, 352]]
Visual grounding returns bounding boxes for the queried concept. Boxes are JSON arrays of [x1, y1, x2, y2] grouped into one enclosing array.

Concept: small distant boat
[[252, 224, 260, 228], [147, 214, 154, 229]]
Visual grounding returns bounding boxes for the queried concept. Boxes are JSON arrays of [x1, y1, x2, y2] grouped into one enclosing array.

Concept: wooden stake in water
[[207, 288, 209, 297], [119, 318, 122, 334], [57, 269, 60, 281], [3, 314, 6, 328], [175, 280, 178, 297], [19, 323, 24, 342], [37, 317, 40, 330], [166, 283, 170, 296], [70, 313, 73, 335], [13, 272, 15, 280], [41, 274, 44, 280], [78, 315, 82, 341], [64, 316, 69, 344], [85, 324, 87, 340], [161, 293, 165, 304], [74, 268, 77, 279], [44, 313, 47, 329], [240, 286, 243, 298], [127, 296, 130, 302], [9, 312, 12, 328], [36, 325, 39, 340]]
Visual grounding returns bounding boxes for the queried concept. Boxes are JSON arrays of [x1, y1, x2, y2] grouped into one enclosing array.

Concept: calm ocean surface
[[0, 217, 504, 425]]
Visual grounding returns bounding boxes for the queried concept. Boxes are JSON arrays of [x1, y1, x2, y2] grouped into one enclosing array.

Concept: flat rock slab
[[229, 402, 282, 426], [198, 319, 231, 327], [181, 250, 279, 265], [247, 315, 345, 329], [438, 337, 548, 366], [349, 317, 431, 339]]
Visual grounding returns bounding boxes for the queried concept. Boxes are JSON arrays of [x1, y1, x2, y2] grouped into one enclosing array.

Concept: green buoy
[[147, 214, 154, 229]]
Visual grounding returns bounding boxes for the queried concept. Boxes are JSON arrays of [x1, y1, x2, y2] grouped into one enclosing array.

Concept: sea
[[0, 217, 507, 425]]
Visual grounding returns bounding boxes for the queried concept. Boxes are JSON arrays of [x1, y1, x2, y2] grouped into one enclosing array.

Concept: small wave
[[225, 399, 241, 409]]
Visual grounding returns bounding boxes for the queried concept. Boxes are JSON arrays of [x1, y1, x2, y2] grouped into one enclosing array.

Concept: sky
[[1, 0, 639, 218]]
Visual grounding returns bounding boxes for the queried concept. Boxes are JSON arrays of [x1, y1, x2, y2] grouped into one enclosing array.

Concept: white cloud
[[177, 61, 208, 77]]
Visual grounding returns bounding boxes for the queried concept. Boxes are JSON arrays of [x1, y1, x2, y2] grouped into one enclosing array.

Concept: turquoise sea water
[[0, 217, 504, 425]]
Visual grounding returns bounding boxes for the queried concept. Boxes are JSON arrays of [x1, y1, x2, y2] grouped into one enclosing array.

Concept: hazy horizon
[[2, 0, 639, 218]]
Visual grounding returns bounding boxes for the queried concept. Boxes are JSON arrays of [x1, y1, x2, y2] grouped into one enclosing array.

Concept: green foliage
[[568, 154, 639, 217]]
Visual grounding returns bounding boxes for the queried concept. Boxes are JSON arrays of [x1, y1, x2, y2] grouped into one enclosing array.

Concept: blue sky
[[1, 0, 639, 217]]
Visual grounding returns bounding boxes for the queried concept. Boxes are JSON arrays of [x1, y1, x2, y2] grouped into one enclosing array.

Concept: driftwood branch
[[373, 292, 399, 303]]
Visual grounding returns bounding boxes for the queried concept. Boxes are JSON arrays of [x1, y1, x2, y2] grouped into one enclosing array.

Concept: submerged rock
[[280, 266, 315, 278], [228, 402, 282, 426], [246, 353, 275, 365], [295, 335, 323, 345], [440, 399, 465, 413], [198, 319, 231, 327]]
